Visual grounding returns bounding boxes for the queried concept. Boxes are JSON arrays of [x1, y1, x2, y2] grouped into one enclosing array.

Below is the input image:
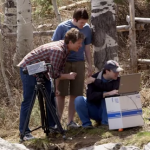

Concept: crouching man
[[74, 60, 123, 128]]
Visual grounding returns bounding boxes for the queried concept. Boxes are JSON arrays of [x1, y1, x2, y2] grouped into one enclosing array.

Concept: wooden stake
[[126, 15, 150, 23], [129, 0, 137, 73]]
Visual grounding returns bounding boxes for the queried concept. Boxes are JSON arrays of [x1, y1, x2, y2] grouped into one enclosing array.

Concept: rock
[[78, 143, 142, 150], [120, 146, 140, 150], [0, 138, 29, 150], [144, 143, 150, 150], [78, 143, 122, 150]]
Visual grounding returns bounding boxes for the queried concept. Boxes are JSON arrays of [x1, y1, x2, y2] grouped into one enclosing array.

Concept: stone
[[79, 143, 122, 150], [120, 146, 140, 150], [0, 138, 29, 150], [144, 142, 150, 150]]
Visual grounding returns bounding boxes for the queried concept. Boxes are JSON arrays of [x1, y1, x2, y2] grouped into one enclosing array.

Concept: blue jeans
[[75, 96, 108, 127], [19, 68, 55, 134]]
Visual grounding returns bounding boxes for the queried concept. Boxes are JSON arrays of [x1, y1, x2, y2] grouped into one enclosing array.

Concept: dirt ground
[[1, 93, 150, 150]]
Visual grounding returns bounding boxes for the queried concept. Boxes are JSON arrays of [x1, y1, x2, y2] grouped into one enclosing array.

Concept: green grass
[[137, 131, 150, 137], [124, 131, 150, 148], [25, 138, 53, 150]]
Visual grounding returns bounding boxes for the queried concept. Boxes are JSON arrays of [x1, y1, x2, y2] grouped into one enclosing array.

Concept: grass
[[1, 101, 150, 149], [124, 131, 150, 148], [22, 125, 150, 149], [24, 138, 56, 150]]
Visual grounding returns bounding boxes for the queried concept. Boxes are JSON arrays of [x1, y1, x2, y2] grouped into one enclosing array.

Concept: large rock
[[144, 143, 150, 150], [120, 146, 140, 150], [79, 143, 140, 150], [79, 143, 122, 150], [0, 138, 29, 150]]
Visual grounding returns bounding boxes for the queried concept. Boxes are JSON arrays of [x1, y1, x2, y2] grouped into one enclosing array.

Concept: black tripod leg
[[40, 88, 65, 135], [37, 91, 49, 136], [20, 88, 37, 141]]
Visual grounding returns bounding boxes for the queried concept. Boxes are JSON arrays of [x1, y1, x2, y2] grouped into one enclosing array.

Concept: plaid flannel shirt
[[17, 40, 69, 79]]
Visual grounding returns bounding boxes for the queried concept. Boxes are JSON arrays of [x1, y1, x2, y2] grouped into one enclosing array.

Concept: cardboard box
[[105, 93, 144, 130]]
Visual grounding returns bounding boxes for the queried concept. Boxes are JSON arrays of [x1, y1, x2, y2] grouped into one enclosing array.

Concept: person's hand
[[68, 72, 77, 80], [86, 77, 95, 84], [55, 89, 60, 96], [103, 90, 118, 98], [87, 66, 94, 77], [108, 90, 118, 96]]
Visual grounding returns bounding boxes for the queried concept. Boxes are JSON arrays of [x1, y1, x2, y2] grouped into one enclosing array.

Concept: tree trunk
[[3, 0, 17, 33], [0, 0, 17, 103], [13, 0, 33, 66], [0, 30, 12, 103], [3, 0, 17, 71], [91, 0, 118, 71], [51, 0, 62, 23]]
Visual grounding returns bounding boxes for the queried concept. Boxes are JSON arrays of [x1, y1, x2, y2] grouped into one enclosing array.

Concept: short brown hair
[[73, 8, 89, 21], [64, 28, 84, 44], [103, 69, 110, 74]]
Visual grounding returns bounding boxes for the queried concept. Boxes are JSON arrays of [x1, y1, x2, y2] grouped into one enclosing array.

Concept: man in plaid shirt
[[17, 28, 84, 141]]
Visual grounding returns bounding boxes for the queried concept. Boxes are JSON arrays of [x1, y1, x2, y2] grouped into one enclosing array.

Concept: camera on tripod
[[26, 61, 47, 75], [20, 61, 65, 142]]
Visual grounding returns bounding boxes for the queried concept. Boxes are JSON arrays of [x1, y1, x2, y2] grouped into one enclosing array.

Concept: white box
[[105, 93, 144, 130]]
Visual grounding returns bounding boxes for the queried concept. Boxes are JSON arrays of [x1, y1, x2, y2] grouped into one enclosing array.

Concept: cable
[[126, 95, 144, 121]]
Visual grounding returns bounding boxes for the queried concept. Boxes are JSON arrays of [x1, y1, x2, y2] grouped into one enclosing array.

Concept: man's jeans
[[75, 96, 108, 127], [19, 68, 55, 134]]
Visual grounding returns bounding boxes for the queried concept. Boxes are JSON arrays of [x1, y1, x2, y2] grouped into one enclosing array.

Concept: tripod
[[20, 73, 65, 142]]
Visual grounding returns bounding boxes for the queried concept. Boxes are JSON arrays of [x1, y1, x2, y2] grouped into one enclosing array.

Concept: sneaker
[[83, 125, 94, 129], [23, 133, 35, 141], [49, 127, 58, 134], [67, 121, 81, 129]]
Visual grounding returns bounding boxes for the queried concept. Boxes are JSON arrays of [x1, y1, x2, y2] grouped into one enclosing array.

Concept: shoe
[[146, 118, 150, 121], [23, 133, 35, 141], [49, 127, 58, 134], [67, 121, 81, 129], [83, 125, 94, 129], [101, 124, 108, 126], [95, 120, 101, 127]]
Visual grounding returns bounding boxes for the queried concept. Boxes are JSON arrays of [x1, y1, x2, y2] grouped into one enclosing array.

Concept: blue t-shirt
[[102, 76, 110, 83], [52, 20, 92, 62], [102, 76, 110, 93]]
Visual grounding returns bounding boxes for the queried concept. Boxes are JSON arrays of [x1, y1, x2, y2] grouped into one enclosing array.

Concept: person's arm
[[55, 78, 60, 95], [87, 84, 119, 103], [49, 50, 64, 79], [85, 44, 93, 77], [87, 84, 104, 103], [84, 26, 93, 77], [55, 73, 77, 95], [49, 50, 77, 79], [87, 77, 120, 91], [103, 90, 119, 98], [52, 25, 64, 41]]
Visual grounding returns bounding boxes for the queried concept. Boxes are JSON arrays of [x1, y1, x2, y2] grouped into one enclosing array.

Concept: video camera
[[26, 61, 48, 75], [25, 61, 55, 90]]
